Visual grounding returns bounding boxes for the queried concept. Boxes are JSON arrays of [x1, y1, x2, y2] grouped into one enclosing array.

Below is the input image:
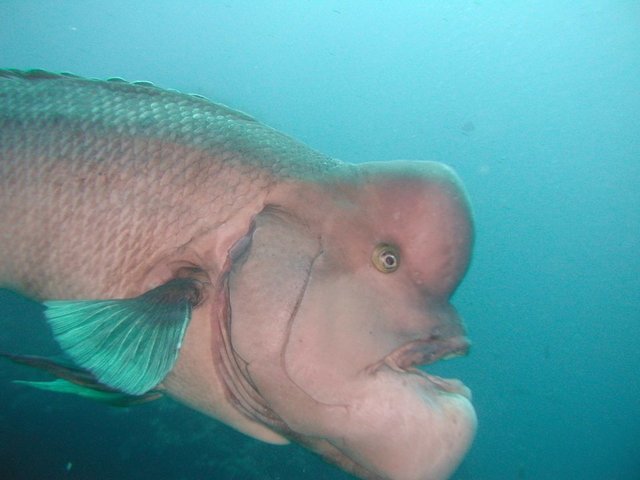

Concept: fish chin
[[241, 339, 475, 480], [266, 298, 476, 478], [303, 367, 476, 480]]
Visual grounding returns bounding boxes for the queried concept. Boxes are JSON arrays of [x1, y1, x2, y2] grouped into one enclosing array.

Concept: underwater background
[[0, 1, 638, 479]]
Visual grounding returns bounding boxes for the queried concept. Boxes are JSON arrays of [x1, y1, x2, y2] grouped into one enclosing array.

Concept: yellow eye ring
[[372, 243, 400, 273]]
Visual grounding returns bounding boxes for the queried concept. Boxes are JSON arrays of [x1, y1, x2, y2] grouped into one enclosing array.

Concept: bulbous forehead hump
[[356, 160, 474, 295], [357, 160, 473, 230], [359, 160, 467, 195]]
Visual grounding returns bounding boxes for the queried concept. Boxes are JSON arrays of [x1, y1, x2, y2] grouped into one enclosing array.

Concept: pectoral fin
[[44, 278, 203, 396]]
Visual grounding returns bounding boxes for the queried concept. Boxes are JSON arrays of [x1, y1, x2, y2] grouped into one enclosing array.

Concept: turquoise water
[[1, 2, 639, 479]]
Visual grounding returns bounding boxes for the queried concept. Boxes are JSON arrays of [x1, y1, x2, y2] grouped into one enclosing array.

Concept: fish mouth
[[373, 336, 472, 400]]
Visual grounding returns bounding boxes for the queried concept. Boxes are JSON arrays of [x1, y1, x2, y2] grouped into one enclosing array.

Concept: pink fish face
[[228, 161, 476, 480]]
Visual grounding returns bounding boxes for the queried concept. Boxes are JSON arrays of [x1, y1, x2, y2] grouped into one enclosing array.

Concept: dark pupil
[[383, 253, 395, 266]]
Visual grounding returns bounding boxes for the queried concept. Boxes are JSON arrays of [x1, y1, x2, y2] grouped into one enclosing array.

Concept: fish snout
[[426, 296, 468, 335], [376, 301, 471, 374]]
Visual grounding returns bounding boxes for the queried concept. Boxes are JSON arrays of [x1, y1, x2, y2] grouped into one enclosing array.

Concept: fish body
[[0, 70, 476, 480], [0, 70, 335, 299]]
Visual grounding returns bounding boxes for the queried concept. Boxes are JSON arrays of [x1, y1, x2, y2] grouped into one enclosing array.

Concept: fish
[[0, 69, 476, 480]]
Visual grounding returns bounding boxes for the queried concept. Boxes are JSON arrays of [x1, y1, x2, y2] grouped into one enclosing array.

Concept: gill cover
[[226, 207, 325, 432]]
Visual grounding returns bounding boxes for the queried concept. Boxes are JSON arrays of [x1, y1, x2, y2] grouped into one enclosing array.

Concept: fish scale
[[0, 69, 335, 299]]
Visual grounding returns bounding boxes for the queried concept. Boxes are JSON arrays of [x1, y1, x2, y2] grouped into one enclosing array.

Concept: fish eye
[[372, 243, 400, 273]]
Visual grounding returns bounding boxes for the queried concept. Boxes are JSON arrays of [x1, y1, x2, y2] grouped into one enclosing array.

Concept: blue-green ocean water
[[1, 2, 638, 479]]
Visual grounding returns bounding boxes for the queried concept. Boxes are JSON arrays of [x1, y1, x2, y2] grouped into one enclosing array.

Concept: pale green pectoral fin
[[44, 278, 202, 396]]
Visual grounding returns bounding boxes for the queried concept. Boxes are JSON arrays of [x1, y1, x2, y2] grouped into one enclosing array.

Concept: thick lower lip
[[409, 368, 472, 400], [376, 336, 472, 400]]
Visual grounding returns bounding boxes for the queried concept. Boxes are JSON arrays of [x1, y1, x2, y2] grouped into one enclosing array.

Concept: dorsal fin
[[0, 68, 257, 122]]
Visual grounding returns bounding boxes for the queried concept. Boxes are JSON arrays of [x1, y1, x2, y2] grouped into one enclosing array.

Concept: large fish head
[[228, 160, 475, 480]]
